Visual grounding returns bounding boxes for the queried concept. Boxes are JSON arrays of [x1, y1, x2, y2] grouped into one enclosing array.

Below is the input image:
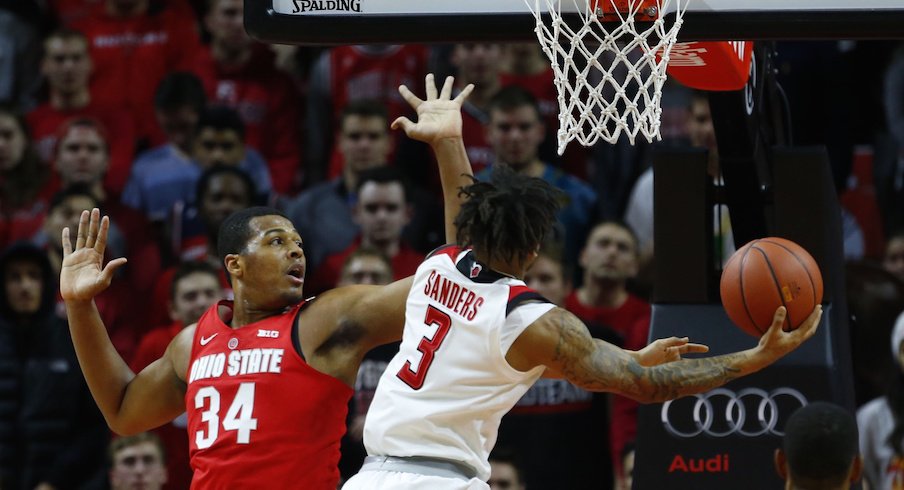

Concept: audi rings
[[660, 387, 808, 438]]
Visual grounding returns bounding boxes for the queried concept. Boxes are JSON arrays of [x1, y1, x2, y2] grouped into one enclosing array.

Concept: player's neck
[[228, 294, 286, 327], [50, 89, 90, 110], [578, 280, 627, 309]]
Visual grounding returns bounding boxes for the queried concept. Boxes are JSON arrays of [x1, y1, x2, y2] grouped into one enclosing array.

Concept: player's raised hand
[[757, 305, 822, 360], [634, 336, 709, 367], [59, 208, 127, 301], [391, 73, 474, 145]]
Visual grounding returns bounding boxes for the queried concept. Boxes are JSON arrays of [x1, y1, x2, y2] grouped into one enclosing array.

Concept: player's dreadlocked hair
[[455, 165, 564, 265]]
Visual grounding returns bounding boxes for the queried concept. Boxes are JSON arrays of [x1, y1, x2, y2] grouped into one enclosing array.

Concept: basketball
[[720, 237, 823, 338]]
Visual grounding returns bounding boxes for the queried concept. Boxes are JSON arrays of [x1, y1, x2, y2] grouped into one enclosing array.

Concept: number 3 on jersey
[[194, 382, 258, 449], [397, 305, 452, 389]]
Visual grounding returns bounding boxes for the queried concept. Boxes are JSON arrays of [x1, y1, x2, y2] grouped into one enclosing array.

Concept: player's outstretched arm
[[509, 305, 822, 403], [393, 73, 474, 244], [62, 208, 186, 434]]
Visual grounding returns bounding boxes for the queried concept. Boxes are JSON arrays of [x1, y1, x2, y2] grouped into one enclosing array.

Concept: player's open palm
[[758, 305, 822, 359], [59, 208, 127, 301], [392, 73, 474, 145]]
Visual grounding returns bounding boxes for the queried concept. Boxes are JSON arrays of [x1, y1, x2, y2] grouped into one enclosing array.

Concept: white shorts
[[341, 456, 488, 490]]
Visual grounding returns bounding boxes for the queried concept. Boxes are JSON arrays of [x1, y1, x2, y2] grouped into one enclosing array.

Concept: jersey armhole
[[292, 300, 314, 361], [426, 243, 460, 260]]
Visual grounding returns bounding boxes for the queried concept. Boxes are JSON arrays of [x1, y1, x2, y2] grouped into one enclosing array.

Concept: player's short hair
[[487, 85, 542, 121], [340, 99, 389, 127], [783, 401, 858, 486], [355, 165, 411, 203], [154, 71, 206, 113], [170, 260, 221, 302], [196, 164, 256, 205], [196, 105, 245, 139], [455, 165, 563, 265], [217, 206, 288, 264], [108, 432, 166, 465]]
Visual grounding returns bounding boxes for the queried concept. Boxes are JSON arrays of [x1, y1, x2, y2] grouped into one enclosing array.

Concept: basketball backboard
[[246, 0, 904, 45]]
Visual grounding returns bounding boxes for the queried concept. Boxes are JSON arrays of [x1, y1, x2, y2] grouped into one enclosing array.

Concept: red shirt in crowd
[[306, 237, 424, 296]]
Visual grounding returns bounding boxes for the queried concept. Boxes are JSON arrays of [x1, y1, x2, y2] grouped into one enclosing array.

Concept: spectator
[[72, 0, 202, 145], [477, 84, 598, 264], [883, 231, 904, 282], [565, 220, 650, 480], [0, 105, 52, 248], [336, 247, 396, 481], [27, 28, 135, 198], [859, 311, 904, 489], [488, 446, 527, 490], [497, 240, 610, 489], [0, 242, 108, 489], [778, 401, 862, 490], [286, 99, 442, 271], [306, 44, 428, 184], [306, 166, 424, 296], [130, 262, 224, 490], [108, 432, 168, 490], [0, 7, 41, 110], [191, 0, 302, 195]]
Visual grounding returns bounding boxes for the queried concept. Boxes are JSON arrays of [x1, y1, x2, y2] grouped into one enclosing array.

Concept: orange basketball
[[719, 237, 823, 338]]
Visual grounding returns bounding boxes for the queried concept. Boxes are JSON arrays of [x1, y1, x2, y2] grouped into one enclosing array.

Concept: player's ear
[[224, 253, 242, 280], [773, 449, 788, 481]]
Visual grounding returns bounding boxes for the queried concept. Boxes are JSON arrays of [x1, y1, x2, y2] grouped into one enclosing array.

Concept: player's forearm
[[625, 347, 771, 403], [432, 136, 472, 242], [64, 299, 137, 431]]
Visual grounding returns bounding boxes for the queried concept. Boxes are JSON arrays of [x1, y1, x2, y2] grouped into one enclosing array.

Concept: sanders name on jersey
[[189, 348, 284, 383], [423, 270, 485, 321]]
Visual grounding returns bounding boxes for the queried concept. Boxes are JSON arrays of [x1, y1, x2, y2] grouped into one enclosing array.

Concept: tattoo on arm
[[552, 310, 748, 403]]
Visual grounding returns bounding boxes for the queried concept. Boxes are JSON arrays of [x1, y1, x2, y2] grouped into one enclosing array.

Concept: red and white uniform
[[186, 301, 352, 489], [358, 246, 555, 484]]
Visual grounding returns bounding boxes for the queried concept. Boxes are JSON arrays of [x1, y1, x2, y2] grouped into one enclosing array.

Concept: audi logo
[[660, 387, 808, 438]]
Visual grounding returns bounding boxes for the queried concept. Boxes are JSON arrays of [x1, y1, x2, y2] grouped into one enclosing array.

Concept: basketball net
[[525, 0, 689, 153]]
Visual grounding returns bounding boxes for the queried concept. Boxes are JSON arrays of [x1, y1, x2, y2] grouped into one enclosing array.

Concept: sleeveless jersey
[[186, 301, 353, 489], [363, 246, 556, 481]]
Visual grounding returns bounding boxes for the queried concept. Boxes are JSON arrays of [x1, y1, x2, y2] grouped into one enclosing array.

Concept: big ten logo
[[257, 329, 279, 338]]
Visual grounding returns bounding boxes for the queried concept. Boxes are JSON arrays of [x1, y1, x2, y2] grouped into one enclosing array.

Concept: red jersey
[[27, 101, 137, 198], [564, 290, 651, 474], [73, 5, 200, 144], [186, 301, 353, 489], [190, 45, 302, 195]]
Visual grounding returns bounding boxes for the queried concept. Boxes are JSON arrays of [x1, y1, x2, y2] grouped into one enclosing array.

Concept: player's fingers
[[439, 75, 454, 100], [85, 208, 100, 248], [101, 257, 128, 284], [62, 227, 72, 257], [398, 85, 423, 109], [391, 116, 414, 133], [75, 210, 89, 249], [94, 215, 110, 254], [683, 343, 710, 354], [799, 305, 823, 337], [425, 73, 438, 100], [768, 306, 788, 332], [453, 83, 475, 104]]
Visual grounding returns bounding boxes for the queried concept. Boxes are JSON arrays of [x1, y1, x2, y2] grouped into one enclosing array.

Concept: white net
[[525, 0, 689, 153]]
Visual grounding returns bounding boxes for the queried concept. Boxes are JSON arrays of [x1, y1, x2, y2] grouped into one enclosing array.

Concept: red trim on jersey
[[507, 285, 535, 303], [427, 244, 462, 261]]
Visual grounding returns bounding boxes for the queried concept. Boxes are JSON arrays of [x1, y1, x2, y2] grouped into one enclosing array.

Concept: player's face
[[338, 255, 393, 286], [206, 0, 250, 51], [238, 215, 306, 306], [0, 114, 26, 171], [155, 106, 199, 151], [44, 195, 99, 253], [193, 129, 244, 168], [487, 106, 545, 170], [580, 223, 638, 282], [339, 115, 390, 174], [524, 255, 568, 306], [42, 37, 91, 94], [355, 182, 409, 245], [170, 272, 222, 325], [4, 260, 43, 316], [884, 236, 904, 282], [56, 126, 108, 184], [451, 43, 503, 85], [200, 174, 252, 233], [488, 461, 524, 490], [109, 442, 168, 490]]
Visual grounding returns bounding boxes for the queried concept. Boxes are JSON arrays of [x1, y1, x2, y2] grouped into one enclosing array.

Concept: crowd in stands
[[2, 0, 904, 488]]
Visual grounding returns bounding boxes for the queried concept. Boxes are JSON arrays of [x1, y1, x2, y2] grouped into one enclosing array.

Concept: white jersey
[[363, 245, 555, 481]]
